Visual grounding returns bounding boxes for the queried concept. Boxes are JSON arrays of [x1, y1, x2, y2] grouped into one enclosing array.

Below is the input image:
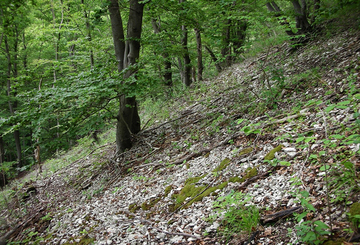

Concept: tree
[[108, 0, 143, 153]]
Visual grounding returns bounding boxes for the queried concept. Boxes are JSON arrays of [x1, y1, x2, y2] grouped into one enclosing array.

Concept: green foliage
[[212, 190, 259, 240], [294, 191, 330, 245]]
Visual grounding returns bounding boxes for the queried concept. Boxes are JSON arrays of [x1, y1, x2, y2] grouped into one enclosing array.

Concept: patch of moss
[[185, 173, 208, 185], [164, 185, 173, 196], [212, 158, 231, 173], [349, 202, 360, 217], [349, 202, 360, 230], [238, 147, 253, 156], [244, 167, 258, 179], [128, 203, 141, 213], [229, 167, 258, 183], [170, 181, 228, 212], [141, 197, 161, 211], [229, 176, 242, 183], [264, 145, 283, 161], [322, 238, 345, 245], [62, 235, 94, 245]]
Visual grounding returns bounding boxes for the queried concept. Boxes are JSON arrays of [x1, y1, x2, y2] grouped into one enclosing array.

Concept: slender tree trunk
[[221, 19, 232, 67], [195, 28, 203, 81], [181, 24, 192, 86], [81, 0, 94, 68], [0, 136, 4, 164], [179, 0, 191, 86], [5, 32, 22, 169], [233, 20, 247, 55], [152, 19, 172, 86], [205, 45, 222, 73], [266, 1, 295, 36]]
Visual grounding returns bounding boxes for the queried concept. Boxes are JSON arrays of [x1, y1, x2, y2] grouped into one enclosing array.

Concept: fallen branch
[[261, 206, 303, 224]]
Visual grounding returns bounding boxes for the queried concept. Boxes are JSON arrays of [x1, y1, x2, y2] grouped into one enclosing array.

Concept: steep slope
[[1, 28, 360, 245]]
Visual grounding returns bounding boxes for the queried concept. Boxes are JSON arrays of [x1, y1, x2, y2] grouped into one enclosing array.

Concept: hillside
[[1, 25, 360, 244]]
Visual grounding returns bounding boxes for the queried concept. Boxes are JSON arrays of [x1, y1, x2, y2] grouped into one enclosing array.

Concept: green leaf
[[325, 104, 336, 112], [279, 161, 291, 166], [320, 165, 331, 171]]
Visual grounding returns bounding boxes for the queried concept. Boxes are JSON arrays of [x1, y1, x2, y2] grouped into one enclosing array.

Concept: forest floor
[[1, 23, 360, 245]]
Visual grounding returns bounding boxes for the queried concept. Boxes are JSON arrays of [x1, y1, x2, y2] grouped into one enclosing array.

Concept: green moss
[[322, 238, 345, 245], [141, 197, 161, 211], [128, 203, 141, 213], [244, 167, 258, 179], [62, 235, 94, 245], [212, 158, 231, 173], [185, 173, 208, 185], [170, 181, 228, 212], [264, 145, 283, 161], [238, 147, 253, 156], [349, 202, 360, 216], [349, 202, 360, 229], [229, 176, 242, 183], [164, 185, 173, 196], [229, 167, 258, 183]]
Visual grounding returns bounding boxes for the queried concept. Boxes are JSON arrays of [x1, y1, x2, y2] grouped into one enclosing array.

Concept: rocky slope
[[1, 27, 360, 245]]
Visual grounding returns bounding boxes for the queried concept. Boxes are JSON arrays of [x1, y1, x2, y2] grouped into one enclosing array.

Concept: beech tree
[[108, 0, 143, 153]]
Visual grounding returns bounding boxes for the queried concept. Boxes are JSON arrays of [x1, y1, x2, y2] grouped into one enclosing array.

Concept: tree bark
[[266, 1, 295, 36], [205, 45, 222, 73], [108, 0, 125, 72], [291, 0, 310, 33], [233, 20, 247, 55], [179, 0, 192, 87], [221, 18, 232, 67], [194, 28, 203, 81], [151, 19, 172, 86], [109, 0, 143, 153], [5, 33, 22, 169]]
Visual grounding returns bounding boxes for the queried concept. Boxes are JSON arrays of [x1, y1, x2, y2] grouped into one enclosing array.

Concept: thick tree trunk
[[151, 19, 172, 86], [108, 0, 125, 72], [110, 0, 143, 153], [195, 28, 203, 81], [291, 0, 310, 33], [205, 45, 222, 73]]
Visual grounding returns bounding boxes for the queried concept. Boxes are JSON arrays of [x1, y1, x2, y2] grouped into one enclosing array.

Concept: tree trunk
[[108, 0, 125, 72], [266, 1, 295, 36], [109, 0, 143, 153], [81, 0, 94, 68], [195, 28, 203, 81], [233, 20, 247, 55], [5, 34, 22, 169], [151, 19, 172, 86], [221, 19, 232, 67], [205, 45, 222, 73], [179, 0, 192, 87], [291, 0, 310, 33], [0, 136, 4, 164]]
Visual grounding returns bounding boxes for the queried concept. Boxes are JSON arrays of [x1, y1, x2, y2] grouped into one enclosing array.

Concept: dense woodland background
[[0, 0, 357, 180]]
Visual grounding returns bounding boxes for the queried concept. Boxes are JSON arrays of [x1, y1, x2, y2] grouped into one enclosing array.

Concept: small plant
[[211, 190, 259, 241], [294, 191, 330, 244]]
